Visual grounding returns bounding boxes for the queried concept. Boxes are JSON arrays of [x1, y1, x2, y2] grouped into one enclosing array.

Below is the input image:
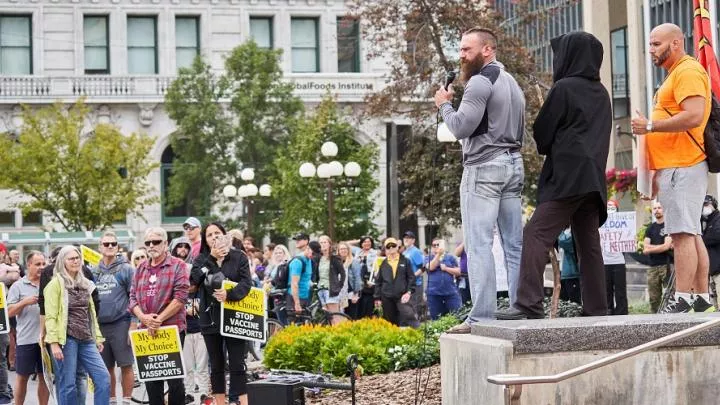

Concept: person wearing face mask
[[602, 200, 628, 315], [701, 195, 720, 308]]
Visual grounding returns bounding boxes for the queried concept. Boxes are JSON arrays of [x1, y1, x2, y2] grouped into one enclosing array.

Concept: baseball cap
[[384, 237, 399, 248], [705, 195, 718, 209], [402, 230, 416, 239], [183, 217, 201, 228], [292, 232, 310, 241]]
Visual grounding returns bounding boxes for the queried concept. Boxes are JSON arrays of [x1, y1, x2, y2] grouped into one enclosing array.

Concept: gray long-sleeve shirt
[[440, 61, 525, 166]]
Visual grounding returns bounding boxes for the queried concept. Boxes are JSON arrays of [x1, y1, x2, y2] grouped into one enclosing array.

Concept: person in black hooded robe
[[496, 31, 612, 320]]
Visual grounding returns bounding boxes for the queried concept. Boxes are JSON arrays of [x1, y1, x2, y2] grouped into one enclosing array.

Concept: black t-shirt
[[646, 222, 671, 266]]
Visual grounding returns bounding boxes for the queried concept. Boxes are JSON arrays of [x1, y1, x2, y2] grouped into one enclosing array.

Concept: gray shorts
[[656, 161, 708, 235], [99, 318, 134, 368]]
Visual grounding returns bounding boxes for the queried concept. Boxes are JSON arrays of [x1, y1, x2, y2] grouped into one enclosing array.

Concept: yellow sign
[[81, 245, 102, 268], [129, 325, 186, 382], [222, 282, 265, 317], [0, 284, 8, 334], [130, 327, 181, 356]]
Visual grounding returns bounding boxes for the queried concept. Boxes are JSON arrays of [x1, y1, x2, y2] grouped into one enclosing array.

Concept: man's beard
[[460, 54, 486, 83], [655, 213, 663, 220], [653, 46, 671, 67]]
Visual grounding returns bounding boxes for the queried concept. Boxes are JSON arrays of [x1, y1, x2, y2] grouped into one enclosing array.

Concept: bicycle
[[291, 286, 352, 326]]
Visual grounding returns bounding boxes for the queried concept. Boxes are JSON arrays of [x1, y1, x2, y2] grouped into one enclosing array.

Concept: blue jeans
[[460, 151, 524, 323], [52, 337, 110, 405], [427, 293, 462, 320]]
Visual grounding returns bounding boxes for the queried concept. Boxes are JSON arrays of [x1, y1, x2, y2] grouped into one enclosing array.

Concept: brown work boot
[[445, 323, 471, 334]]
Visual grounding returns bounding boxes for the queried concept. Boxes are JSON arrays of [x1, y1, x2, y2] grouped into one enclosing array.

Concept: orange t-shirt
[[647, 55, 711, 170]]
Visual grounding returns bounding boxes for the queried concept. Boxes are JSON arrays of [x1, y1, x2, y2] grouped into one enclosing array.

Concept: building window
[[337, 17, 360, 73], [249, 17, 273, 49], [0, 211, 14, 227], [0, 15, 32, 74], [161, 146, 208, 221], [127, 16, 157, 74], [21, 211, 42, 226], [84, 16, 109, 74], [291, 17, 319, 73], [611, 27, 630, 119], [175, 16, 199, 71]]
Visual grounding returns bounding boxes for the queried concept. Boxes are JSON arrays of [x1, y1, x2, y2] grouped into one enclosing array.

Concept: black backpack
[[678, 95, 720, 173], [272, 257, 298, 289], [701, 95, 720, 173]]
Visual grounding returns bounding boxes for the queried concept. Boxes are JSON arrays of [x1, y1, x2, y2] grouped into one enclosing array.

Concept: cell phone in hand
[[214, 234, 233, 250]]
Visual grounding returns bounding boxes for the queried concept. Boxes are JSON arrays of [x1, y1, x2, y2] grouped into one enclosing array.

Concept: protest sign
[[220, 282, 267, 343], [80, 245, 102, 268], [599, 211, 637, 253], [130, 325, 185, 382], [0, 284, 8, 334]]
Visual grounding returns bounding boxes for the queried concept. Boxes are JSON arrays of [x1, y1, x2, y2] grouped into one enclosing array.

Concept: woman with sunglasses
[[190, 222, 252, 405], [44, 245, 110, 405], [130, 248, 148, 269]]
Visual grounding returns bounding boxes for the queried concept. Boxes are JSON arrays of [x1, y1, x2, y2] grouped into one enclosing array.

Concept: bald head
[[649, 23, 686, 69], [651, 23, 684, 40]]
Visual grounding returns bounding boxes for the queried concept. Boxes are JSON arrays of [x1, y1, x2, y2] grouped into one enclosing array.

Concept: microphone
[[444, 71, 457, 90]]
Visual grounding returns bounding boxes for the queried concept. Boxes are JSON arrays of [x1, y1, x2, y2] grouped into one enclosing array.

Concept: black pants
[[605, 264, 628, 315], [380, 297, 419, 327], [560, 278, 582, 305], [515, 193, 608, 316], [203, 333, 247, 397], [146, 332, 185, 405], [357, 291, 376, 319]]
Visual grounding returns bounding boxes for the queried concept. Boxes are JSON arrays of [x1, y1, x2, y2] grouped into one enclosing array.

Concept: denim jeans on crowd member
[[427, 293, 462, 320], [0, 334, 11, 404], [52, 336, 110, 405], [460, 151, 524, 323]]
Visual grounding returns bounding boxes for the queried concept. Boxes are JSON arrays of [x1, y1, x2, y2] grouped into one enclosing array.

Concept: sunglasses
[[102, 242, 118, 248], [386, 244, 397, 249], [144, 240, 164, 247], [432, 244, 440, 247], [183, 225, 198, 231], [134, 256, 147, 261]]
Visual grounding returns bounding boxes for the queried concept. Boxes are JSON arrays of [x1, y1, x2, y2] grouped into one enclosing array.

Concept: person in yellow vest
[[373, 238, 419, 327]]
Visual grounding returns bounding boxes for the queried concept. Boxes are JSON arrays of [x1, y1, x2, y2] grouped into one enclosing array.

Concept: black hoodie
[[533, 31, 612, 225]]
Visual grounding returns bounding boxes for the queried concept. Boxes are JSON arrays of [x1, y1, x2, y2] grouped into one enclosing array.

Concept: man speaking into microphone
[[434, 27, 525, 333]]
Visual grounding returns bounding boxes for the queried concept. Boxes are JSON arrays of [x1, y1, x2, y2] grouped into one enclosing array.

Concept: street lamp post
[[299, 142, 361, 241], [222, 168, 271, 235]]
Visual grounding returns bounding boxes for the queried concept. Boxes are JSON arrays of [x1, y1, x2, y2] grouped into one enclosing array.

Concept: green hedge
[[263, 316, 460, 376]]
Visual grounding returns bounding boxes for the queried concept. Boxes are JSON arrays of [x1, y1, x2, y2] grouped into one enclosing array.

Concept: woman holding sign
[[191, 222, 252, 405], [44, 245, 110, 405]]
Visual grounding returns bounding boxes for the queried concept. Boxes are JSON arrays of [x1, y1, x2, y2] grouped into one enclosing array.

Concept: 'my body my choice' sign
[[599, 211, 637, 253]]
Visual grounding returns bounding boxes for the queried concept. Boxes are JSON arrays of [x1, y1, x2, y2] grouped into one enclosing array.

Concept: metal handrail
[[487, 316, 720, 404]]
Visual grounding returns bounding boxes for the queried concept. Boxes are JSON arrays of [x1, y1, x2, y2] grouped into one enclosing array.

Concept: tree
[[351, 0, 572, 231], [164, 41, 304, 237], [272, 96, 379, 241], [0, 101, 158, 231]]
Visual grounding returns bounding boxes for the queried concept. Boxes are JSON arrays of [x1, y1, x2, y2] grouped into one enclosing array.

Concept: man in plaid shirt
[[129, 227, 189, 405]]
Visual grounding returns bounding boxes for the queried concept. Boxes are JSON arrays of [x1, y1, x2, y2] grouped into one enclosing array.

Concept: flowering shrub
[[606, 168, 639, 202], [263, 316, 460, 377]]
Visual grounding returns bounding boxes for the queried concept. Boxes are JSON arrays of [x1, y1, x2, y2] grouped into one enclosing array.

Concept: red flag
[[694, 0, 720, 98]]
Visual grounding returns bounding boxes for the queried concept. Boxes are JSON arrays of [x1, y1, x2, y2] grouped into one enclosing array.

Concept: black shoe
[[691, 296, 716, 313], [495, 307, 543, 320], [185, 394, 195, 404], [660, 297, 692, 313]]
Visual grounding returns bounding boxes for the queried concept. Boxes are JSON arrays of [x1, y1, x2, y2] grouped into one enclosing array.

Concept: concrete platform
[[440, 313, 720, 405]]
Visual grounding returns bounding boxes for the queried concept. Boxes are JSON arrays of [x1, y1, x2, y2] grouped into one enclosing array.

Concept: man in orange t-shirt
[[632, 23, 713, 313]]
